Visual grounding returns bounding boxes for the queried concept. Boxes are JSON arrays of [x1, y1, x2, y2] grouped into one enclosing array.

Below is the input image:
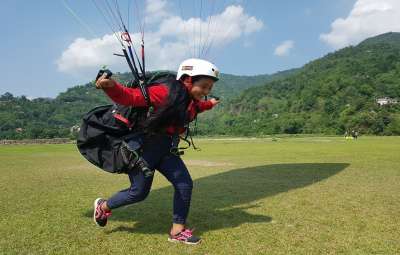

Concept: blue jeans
[[107, 134, 193, 224]]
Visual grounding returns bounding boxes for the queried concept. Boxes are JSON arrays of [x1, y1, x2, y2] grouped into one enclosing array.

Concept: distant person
[[93, 59, 220, 245], [351, 130, 358, 139]]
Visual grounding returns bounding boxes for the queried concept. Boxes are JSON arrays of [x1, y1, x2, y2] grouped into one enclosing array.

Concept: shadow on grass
[[85, 163, 349, 235]]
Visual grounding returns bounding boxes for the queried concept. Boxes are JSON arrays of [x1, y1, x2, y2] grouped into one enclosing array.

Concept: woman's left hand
[[209, 98, 220, 106]]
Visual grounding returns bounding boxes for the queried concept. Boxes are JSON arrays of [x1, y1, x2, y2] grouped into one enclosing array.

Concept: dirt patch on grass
[[184, 159, 234, 167]]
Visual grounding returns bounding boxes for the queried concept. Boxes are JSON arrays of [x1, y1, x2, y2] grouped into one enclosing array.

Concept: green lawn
[[0, 136, 399, 254]]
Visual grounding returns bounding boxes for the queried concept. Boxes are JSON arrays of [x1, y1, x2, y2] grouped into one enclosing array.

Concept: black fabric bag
[[76, 104, 147, 173], [76, 71, 188, 174]]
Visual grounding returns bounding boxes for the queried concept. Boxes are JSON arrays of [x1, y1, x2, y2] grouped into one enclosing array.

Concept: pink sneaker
[[168, 229, 201, 245], [93, 198, 112, 227]]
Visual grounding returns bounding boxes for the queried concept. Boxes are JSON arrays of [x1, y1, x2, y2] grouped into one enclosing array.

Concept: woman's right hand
[[95, 74, 116, 89]]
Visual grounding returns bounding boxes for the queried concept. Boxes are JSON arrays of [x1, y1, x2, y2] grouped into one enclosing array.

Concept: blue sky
[[2, 0, 398, 98]]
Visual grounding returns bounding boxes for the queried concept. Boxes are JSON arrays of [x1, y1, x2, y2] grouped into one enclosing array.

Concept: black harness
[[77, 71, 196, 173]]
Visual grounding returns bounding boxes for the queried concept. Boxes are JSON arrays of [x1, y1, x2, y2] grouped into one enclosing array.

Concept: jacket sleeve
[[196, 100, 214, 113], [103, 82, 169, 108]]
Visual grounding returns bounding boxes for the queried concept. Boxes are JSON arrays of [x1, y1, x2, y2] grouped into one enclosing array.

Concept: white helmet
[[176, 58, 220, 81]]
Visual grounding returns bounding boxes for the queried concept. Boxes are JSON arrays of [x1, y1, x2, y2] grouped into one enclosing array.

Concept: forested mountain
[[1, 32, 399, 139], [197, 32, 400, 136]]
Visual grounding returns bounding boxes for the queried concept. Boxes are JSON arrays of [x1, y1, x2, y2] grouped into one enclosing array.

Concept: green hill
[[1, 32, 400, 139], [198, 32, 400, 136]]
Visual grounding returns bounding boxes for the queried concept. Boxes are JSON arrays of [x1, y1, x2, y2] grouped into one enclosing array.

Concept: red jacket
[[104, 81, 215, 134]]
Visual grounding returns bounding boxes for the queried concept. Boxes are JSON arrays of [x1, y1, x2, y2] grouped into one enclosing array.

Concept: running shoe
[[168, 228, 201, 245], [93, 198, 112, 227]]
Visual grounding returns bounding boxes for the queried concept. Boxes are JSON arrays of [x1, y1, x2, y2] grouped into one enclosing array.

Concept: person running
[[93, 58, 220, 245]]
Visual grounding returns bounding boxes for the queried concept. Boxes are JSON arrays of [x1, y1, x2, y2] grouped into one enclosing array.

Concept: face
[[190, 77, 215, 100]]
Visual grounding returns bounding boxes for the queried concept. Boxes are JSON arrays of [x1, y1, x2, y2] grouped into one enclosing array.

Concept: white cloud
[[274, 40, 294, 56], [57, 2, 263, 77], [145, 0, 170, 24], [320, 0, 400, 49], [57, 34, 121, 74], [157, 5, 263, 47]]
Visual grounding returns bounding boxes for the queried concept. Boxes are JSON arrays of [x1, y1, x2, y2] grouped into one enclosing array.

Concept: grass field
[[0, 136, 399, 254]]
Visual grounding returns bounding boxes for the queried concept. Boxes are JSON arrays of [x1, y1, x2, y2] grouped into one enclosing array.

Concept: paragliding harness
[[75, 5, 199, 176], [77, 70, 199, 176]]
